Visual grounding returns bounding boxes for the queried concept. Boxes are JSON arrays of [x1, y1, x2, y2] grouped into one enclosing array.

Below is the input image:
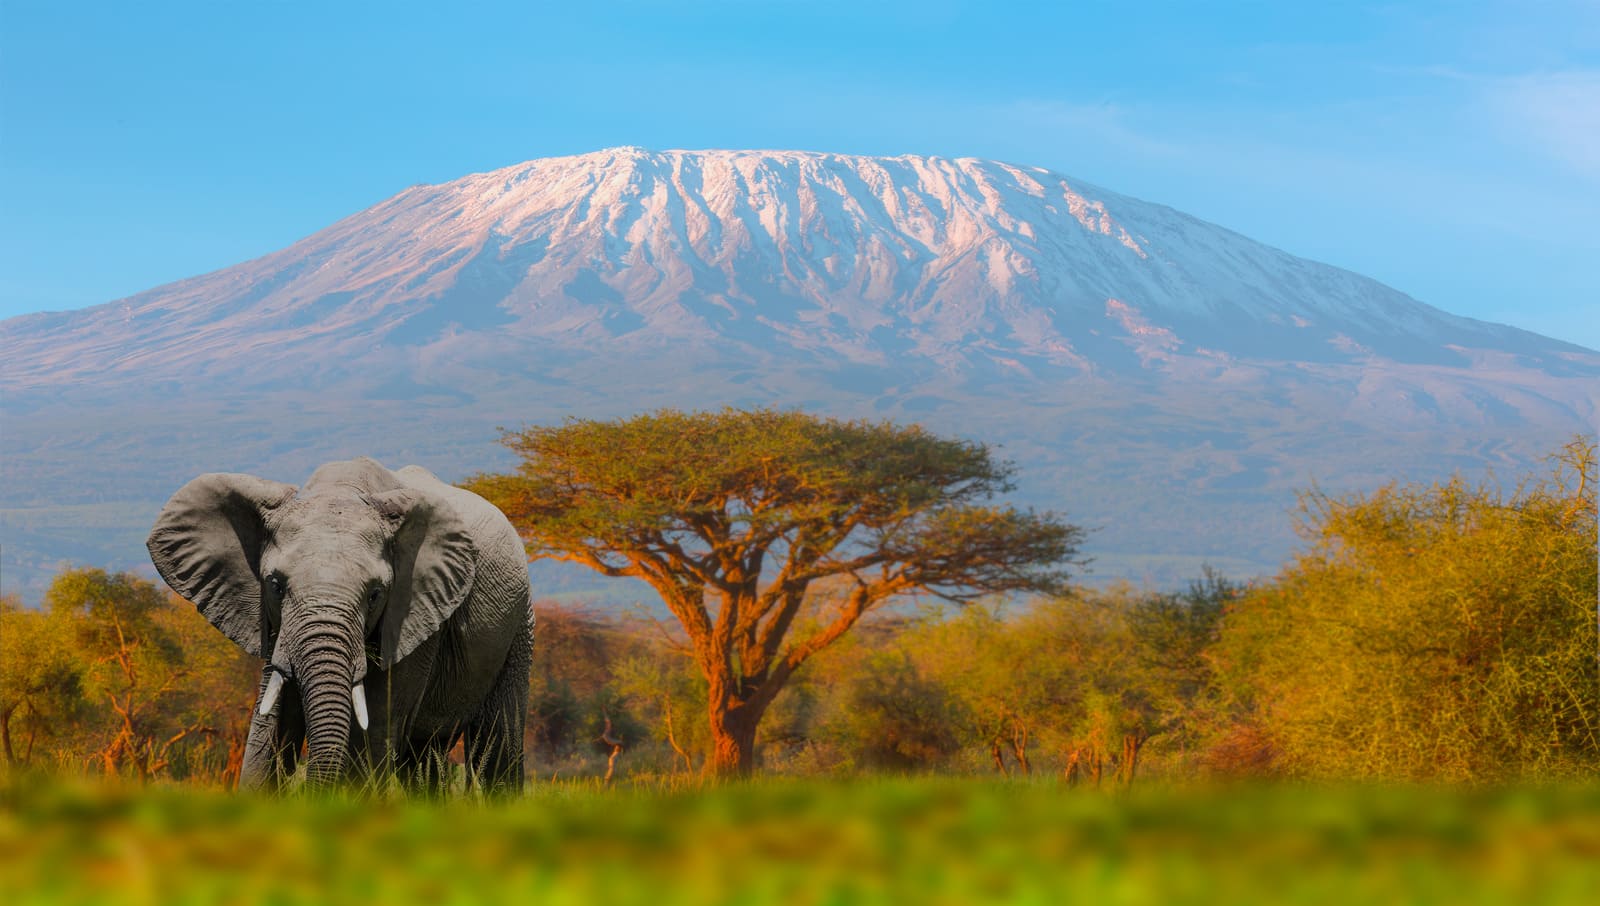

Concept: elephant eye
[[368, 586, 384, 606], [267, 574, 286, 598]]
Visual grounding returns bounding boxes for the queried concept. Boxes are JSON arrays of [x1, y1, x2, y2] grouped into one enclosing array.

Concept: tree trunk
[[102, 732, 127, 777], [1118, 733, 1146, 787], [707, 704, 761, 778], [604, 744, 623, 784], [663, 700, 692, 774], [1, 705, 15, 766], [600, 714, 624, 785], [1011, 722, 1031, 776], [224, 733, 246, 789]]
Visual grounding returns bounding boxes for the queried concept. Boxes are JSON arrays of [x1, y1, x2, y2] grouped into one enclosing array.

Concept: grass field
[[4, 777, 1599, 905]]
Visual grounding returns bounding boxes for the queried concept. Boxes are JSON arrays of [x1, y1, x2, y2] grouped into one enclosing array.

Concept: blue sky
[[2, 0, 1596, 348]]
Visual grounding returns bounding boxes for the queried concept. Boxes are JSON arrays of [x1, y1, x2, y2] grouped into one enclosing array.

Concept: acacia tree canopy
[[466, 407, 1085, 776]]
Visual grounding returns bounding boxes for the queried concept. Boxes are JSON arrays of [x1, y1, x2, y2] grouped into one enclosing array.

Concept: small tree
[[908, 602, 1056, 776], [468, 408, 1083, 777], [1122, 571, 1236, 771], [0, 595, 86, 769], [827, 644, 964, 772], [613, 651, 708, 775], [526, 602, 624, 765], [46, 568, 241, 781]]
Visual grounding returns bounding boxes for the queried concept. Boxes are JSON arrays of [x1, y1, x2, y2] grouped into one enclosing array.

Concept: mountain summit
[[3, 148, 1595, 596], [7, 147, 1587, 393]]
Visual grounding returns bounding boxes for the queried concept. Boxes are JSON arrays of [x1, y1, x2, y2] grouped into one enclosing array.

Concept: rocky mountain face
[[4, 148, 1595, 600]]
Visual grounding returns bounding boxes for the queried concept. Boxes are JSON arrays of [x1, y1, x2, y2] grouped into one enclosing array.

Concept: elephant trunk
[[287, 609, 367, 788]]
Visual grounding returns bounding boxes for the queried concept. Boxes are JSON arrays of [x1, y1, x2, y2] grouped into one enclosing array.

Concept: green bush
[[1215, 438, 1599, 781]]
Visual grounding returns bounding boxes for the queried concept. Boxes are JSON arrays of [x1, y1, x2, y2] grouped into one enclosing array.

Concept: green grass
[[4, 777, 1600, 905]]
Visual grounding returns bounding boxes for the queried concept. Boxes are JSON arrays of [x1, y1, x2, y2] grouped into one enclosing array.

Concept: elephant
[[146, 457, 533, 793]]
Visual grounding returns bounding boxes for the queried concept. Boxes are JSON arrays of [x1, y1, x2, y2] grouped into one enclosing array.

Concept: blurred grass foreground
[[5, 778, 1600, 906]]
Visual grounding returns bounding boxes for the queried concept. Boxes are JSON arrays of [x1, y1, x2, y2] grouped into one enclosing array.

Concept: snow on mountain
[[8, 147, 1588, 393], [2, 148, 1596, 599]]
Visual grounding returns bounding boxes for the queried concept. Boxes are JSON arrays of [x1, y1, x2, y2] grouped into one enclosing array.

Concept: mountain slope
[[3, 148, 1595, 599]]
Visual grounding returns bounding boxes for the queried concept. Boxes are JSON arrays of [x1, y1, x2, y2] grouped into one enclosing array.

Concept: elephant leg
[[462, 618, 531, 795], [367, 640, 442, 792], [395, 729, 459, 797], [240, 666, 305, 791], [348, 668, 400, 792]]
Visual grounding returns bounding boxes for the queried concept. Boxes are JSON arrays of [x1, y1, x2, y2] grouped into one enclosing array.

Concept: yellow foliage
[[1217, 437, 1599, 781]]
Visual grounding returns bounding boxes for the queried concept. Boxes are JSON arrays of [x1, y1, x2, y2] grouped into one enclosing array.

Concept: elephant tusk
[[259, 669, 285, 716], [351, 684, 369, 731]]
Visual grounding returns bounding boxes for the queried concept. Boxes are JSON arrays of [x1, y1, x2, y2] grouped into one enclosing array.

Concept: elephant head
[[146, 472, 476, 785]]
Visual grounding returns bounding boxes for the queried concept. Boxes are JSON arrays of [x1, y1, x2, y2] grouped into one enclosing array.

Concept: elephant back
[[302, 457, 406, 498]]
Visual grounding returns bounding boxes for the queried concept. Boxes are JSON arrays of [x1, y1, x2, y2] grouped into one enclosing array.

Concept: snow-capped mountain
[[3, 148, 1595, 599], [7, 147, 1587, 389]]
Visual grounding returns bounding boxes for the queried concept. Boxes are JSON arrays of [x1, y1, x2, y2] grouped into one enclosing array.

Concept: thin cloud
[[1489, 70, 1600, 182]]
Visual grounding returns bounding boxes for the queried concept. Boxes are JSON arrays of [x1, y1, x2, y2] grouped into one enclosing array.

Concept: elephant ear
[[146, 473, 297, 657], [368, 488, 477, 668]]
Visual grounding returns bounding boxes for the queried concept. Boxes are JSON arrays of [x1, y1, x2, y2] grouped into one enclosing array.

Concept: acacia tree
[[467, 408, 1083, 777]]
